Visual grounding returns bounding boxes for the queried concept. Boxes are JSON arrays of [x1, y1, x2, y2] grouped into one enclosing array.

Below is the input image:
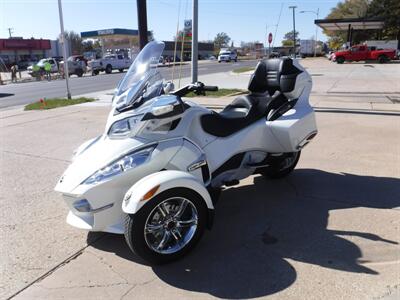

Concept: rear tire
[[124, 188, 208, 264], [76, 69, 84, 77], [259, 151, 301, 179], [378, 55, 388, 64], [336, 57, 345, 64]]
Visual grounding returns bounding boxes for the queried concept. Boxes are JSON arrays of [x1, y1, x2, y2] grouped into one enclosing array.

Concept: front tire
[[105, 64, 112, 74], [259, 151, 301, 179], [124, 188, 208, 264]]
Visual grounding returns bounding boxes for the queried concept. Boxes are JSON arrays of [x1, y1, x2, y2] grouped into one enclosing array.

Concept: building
[[80, 28, 147, 58], [162, 41, 214, 60], [80, 28, 214, 60], [0, 37, 70, 68]]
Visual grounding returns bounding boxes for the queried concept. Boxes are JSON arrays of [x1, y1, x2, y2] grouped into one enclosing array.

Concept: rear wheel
[[259, 151, 301, 179], [378, 55, 388, 64], [76, 69, 84, 77], [124, 188, 207, 264], [336, 57, 345, 64], [118, 68, 124, 73]]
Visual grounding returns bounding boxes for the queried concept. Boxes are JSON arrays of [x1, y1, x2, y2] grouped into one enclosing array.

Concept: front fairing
[[55, 135, 147, 193], [55, 41, 180, 194]]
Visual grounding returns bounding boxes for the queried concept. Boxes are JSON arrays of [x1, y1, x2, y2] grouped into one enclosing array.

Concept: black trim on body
[[211, 153, 245, 179]]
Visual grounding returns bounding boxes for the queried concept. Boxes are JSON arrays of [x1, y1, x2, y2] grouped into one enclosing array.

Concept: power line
[[272, 3, 284, 48]]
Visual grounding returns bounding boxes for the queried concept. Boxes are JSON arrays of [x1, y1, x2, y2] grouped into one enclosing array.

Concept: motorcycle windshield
[[115, 41, 165, 109]]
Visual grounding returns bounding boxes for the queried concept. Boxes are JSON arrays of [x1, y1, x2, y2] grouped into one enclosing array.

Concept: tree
[[282, 31, 299, 47], [60, 30, 83, 55], [214, 32, 231, 50], [322, 0, 399, 48], [367, 0, 400, 41]]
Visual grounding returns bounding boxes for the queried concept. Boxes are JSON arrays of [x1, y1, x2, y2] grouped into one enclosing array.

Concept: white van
[[218, 50, 238, 62]]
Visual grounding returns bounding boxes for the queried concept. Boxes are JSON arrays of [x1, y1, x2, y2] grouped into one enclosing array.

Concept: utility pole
[[57, 0, 71, 99], [137, 0, 148, 49], [7, 28, 13, 38], [289, 6, 297, 57], [191, 0, 198, 83]]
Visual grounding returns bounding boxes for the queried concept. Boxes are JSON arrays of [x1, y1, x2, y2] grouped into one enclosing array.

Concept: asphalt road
[[0, 60, 256, 109]]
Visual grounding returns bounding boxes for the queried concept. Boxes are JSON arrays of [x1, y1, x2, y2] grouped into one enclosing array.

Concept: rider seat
[[200, 58, 302, 137]]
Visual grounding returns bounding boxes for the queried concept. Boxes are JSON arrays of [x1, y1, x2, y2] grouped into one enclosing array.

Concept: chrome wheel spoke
[[177, 218, 197, 228], [157, 231, 171, 250], [145, 223, 163, 234], [174, 199, 188, 218], [171, 228, 182, 241], [158, 203, 169, 218]]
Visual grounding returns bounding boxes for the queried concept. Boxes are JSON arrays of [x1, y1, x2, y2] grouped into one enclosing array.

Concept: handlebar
[[171, 82, 219, 97]]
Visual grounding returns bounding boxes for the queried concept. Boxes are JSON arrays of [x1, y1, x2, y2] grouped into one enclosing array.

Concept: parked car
[[218, 50, 238, 62], [59, 55, 87, 77], [269, 52, 281, 58], [88, 54, 132, 75], [27, 58, 59, 77], [333, 45, 396, 64]]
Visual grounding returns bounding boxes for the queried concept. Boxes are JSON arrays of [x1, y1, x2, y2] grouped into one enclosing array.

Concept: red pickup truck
[[333, 45, 397, 64]]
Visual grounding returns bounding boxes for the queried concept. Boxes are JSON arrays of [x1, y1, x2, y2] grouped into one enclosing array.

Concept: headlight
[[82, 145, 156, 185], [108, 114, 143, 137]]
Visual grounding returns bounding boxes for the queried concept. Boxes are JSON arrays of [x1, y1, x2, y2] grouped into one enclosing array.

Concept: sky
[[0, 0, 340, 47]]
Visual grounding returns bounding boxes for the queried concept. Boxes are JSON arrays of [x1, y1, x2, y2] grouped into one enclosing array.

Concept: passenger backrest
[[248, 58, 302, 96]]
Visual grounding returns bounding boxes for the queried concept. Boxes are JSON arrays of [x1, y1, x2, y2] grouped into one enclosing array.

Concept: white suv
[[218, 50, 237, 63]]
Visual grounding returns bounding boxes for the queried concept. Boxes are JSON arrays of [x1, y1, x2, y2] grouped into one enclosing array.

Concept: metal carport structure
[[314, 18, 384, 48]]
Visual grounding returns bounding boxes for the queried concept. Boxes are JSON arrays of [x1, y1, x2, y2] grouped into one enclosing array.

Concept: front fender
[[122, 170, 214, 215]]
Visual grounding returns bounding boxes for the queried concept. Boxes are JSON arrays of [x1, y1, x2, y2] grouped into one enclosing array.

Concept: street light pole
[[57, 0, 71, 99], [300, 9, 319, 57], [289, 6, 297, 57], [191, 0, 198, 83]]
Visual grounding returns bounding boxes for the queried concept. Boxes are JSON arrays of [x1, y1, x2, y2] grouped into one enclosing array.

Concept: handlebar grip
[[203, 85, 218, 91]]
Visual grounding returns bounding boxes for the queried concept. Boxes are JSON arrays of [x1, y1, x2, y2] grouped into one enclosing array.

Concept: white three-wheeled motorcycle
[[55, 41, 317, 264]]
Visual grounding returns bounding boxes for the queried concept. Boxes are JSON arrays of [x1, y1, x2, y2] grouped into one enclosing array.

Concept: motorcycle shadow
[[88, 168, 400, 299]]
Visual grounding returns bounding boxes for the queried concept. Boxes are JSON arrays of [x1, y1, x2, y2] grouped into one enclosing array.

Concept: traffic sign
[[268, 33, 273, 44], [184, 19, 192, 32]]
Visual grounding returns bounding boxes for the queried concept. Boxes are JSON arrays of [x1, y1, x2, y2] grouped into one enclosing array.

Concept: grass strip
[[25, 97, 95, 110]]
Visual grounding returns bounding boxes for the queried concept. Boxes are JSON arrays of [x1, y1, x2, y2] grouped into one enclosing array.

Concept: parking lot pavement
[[1, 58, 399, 300], [1, 100, 399, 300]]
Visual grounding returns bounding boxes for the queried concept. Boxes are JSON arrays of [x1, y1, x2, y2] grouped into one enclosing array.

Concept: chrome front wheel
[[144, 197, 198, 254], [124, 188, 207, 264]]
